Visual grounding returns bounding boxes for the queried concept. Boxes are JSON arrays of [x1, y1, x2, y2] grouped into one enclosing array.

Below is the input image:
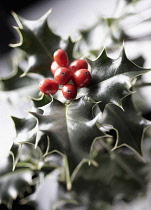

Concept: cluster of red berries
[[39, 49, 92, 100]]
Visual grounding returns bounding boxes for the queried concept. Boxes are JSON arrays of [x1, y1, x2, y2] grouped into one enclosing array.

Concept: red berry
[[53, 49, 68, 67], [39, 79, 59, 95], [50, 61, 60, 75], [72, 69, 92, 88], [54, 67, 71, 85], [69, 59, 88, 74], [62, 84, 77, 100]]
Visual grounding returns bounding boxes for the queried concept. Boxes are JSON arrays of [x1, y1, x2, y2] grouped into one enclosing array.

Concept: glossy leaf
[[1, 66, 41, 91], [97, 95, 151, 156], [11, 10, 61, 75], [12, 114, 37, 144], [83, 48, 150, 109], [30, 96, 104, 164], [11, 95, 52, 161]]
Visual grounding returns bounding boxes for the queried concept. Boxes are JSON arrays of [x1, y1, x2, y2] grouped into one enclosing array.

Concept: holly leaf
[[1, 64, 42, 91], [30, 96, 105, 165], [12, 113, 39, 145], [11, 95, 53, 164], [10, 113, 39, 168], [11, 10, 61, 75], [82, 48, 150, 109], [97, 95, 151, 156]]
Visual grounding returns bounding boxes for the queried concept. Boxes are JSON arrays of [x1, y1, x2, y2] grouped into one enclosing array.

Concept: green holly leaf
[[1, 64, 41, 91], [12, 113, 39, 145], [15, 143, 58, 173], [82, 48, 150, 109], [97, 95, 151, 156], [11, 95, 53, 163], [11, 10, 61, 75], [30, 96, 105, 165]]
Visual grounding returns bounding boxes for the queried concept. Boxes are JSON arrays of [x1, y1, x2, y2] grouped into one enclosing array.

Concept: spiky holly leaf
[[11, 10, 60, 75], [11, 112, 42, 168], [11, 11, 76, 76], [12, 113, 39, 145], [97, 95, 151, 156], [12, 95, 54, 141], [0, 64, 41, 91], [30, 96, 105, 165], [82, 48, 150, 110], [11, 95, 53, 166], [14, 143, 58, 174]]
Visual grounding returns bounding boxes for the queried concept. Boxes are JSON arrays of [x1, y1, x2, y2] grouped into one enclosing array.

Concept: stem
[[64, 155, 72, 191], [43, 150, 72, 191], [71, 158, 98, 182], [71, 159, 88, 182]]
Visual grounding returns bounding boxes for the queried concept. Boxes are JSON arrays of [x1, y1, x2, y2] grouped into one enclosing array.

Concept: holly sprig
[[1, 4, 151, 209]]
